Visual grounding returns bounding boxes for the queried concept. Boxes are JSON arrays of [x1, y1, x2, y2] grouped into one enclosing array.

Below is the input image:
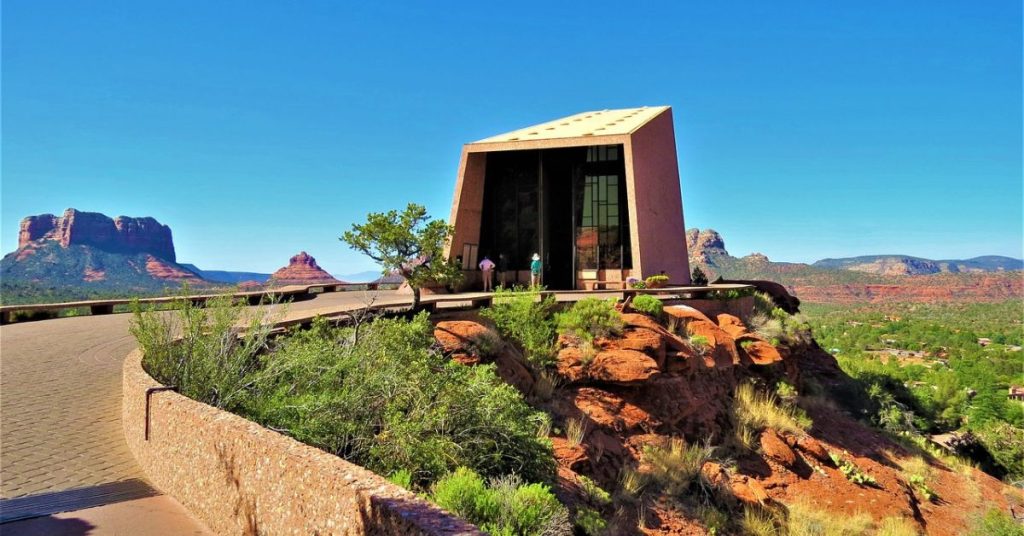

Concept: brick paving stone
[[0, 290, 407, 499]]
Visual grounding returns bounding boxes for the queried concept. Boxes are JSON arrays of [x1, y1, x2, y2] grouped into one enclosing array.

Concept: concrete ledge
[[679, 296, 754, 319], [122, 349, 481, 535]]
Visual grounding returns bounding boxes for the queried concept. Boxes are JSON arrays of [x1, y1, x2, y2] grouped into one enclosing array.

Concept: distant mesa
[[3, 208, 204, 302], [269, 252, 342, 286], [19, 208, 177, 262]]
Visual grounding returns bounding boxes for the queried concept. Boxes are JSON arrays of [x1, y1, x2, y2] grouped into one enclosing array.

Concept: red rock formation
[[431, 306, 1023, 536], [268, 252, 340, 286], [145, 256, 202, 281], [18, 208, 177, 261]]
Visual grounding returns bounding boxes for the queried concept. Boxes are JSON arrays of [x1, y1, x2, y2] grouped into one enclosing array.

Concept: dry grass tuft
[[732, 383, 811, 442], [566, 417, 587, 447], [876, 516, 921, 536], [785, 498, 873, 536], [642, 438, 715, 497]]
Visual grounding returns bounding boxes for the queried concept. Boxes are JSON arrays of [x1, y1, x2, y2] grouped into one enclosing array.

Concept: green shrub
[[969, 508, 1024, 536], [468, 328, 503, 358], [575, 507, 607, 535], [481, 287, 558, 368], [645, 274, 670, 288], [130, 293, 279, 411], [388, 469, 413, 490], [690, 334, 710, 348], [556, 298, 623, 343], [577, 475, 611, 506], [975, 422, 1024, 482], [829, 453, 878, 487], [775, 381, 798, 399], [630, 294, 664, 318], [431, 468, 570, 536], [907, 474, 936, 502], [244, 313, 555, 486], [691, 266, 709, 286]]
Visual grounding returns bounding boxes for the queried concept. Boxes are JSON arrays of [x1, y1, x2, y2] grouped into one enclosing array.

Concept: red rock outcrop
[[431, 305, 1024, 536], [18, 209, 177, 261], [268, 252, 340, 286]]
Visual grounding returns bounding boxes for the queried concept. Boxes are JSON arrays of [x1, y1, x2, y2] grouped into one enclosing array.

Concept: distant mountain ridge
[[686, 228, 1023, 304], [812, 255, 1023, 275], [180, 264, 271, 284]]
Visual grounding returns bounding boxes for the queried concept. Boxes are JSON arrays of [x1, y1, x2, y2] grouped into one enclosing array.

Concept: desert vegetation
[[804, 300, 1024, 483]]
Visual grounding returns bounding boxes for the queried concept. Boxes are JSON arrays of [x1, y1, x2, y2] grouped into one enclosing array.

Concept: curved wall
[[122, 349, 481, 535]]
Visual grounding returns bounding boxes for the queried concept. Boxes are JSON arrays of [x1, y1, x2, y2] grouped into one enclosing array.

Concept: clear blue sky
[[3, 1, 1021, 274]]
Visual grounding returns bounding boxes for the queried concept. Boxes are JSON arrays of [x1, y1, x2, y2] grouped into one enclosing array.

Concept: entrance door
[[542, 148, 578, 289]]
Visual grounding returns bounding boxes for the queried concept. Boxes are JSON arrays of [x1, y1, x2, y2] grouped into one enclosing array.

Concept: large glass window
[[575, 145, 630, 270], [479, 150, 539, 270]]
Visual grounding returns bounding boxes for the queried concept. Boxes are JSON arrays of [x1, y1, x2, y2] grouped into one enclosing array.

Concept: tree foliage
[[341, 203, 461, 309]]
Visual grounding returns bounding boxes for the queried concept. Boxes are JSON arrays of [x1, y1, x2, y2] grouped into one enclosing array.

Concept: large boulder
[[687, 320, 739, 368], [760, 429, 798, 468], [737, 335, 784, 366], [572, 387, 660, 433], [664, 305, 713, 324], [588, 349, 661, 385], [616, 327, 666, 367], [716, 313, 749, 338], [433, 320, 492, 356]]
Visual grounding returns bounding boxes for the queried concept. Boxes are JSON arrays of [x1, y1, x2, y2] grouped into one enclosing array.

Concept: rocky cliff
[[19, 208, 177, 262], [268, 252, 341, 286]]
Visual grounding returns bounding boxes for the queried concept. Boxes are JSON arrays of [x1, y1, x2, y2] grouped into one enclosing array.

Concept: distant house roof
[[470, 106, 670, 144]]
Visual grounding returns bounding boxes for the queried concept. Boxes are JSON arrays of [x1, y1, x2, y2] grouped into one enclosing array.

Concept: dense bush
[[630, 294, 664, 318], [556, 298, 623, 343], [132, 299, 556, 488], [430, 467, 570, 536], [130, 294, 277, 411], [481, 287, 558, 368], [246, 314, 555, 486]]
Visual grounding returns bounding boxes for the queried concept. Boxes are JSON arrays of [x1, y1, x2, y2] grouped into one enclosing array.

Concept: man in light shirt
[[479, 256, 496, 291]]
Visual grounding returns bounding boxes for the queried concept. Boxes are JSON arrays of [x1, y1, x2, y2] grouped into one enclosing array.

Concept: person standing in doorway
[[479, 255, 496, 291], [530, 253, 542, 288], [497, 253, 509, 288]]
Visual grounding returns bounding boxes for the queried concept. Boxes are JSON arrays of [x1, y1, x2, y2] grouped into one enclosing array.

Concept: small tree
[[341, 203, 461, 311], [691, 266, 709, 286]]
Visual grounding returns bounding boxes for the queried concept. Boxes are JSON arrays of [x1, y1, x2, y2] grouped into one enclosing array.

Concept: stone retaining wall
[[122, 349, 482, 535]]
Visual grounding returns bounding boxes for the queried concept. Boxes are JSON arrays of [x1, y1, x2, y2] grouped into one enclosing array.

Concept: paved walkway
[[0, 288, 605, 532], [0, 290, 408, 532]]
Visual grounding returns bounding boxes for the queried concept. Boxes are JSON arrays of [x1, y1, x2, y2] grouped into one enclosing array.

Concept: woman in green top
[[530, 253, 542, 288]]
